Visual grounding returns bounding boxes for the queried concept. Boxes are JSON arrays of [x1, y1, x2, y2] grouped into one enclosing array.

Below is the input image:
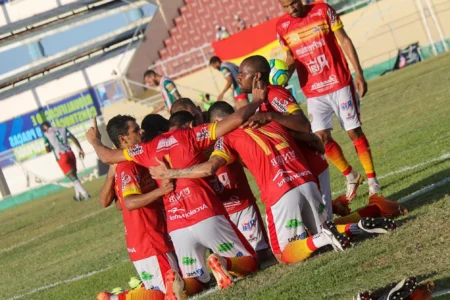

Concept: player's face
[[144, 75, 157, 87], [210, 62, 220, 70], [237, 63, 255, 93], [120, 121, 142, 147], [279, 0, 303, 18]]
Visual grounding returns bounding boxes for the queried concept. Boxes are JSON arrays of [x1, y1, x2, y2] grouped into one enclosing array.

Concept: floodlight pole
[[0, 167, 11, 198]]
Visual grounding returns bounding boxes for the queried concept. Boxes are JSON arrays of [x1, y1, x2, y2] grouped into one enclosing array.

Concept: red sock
[[353, 134, 376, 178], [325, 138, 352, 175], [223, 256, 258, 278]]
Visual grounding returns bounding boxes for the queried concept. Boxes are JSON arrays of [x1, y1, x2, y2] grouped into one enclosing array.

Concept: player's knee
[[347, 127, 363, 140], [316, 130, 332, 145]]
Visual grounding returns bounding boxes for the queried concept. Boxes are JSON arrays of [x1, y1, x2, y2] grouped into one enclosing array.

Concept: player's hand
[[309, 133, 325, 154], [242, 112, 273, 129], [159, 179, 174, 195], [355, 74, 367, 98], [251, 75, 267, 103], [216, 93, 224, 101], [85, 117, 101, 144], [79, 149, 85, 159], [149, 157, 170, 180]]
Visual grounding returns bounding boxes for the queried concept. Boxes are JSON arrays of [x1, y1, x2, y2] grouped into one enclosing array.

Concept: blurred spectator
[[215, 25, 230, 40], [234, 15, 246, 32], [199, 93, 215, 110]]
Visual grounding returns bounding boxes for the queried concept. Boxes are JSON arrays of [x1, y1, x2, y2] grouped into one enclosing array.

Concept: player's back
[[214, 122, 315, 206], [220, 62, 240, 87], [44, 127, 72, 157], [114, 161, 173, 261]]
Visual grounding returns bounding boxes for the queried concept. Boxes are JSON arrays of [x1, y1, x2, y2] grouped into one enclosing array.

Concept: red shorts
[[234, 93, 249, 103], [57, 151, 77, 175]]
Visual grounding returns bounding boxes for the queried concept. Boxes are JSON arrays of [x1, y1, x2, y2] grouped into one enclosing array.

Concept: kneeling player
[[97, 115, 178, 299]]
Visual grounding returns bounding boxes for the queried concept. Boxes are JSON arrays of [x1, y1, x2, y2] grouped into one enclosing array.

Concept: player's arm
[[43, 136, 51, 153], [290, 131, 325, 154], [85, 118, 127, 164], [152, 102, 166, 114], [150, 156, 227, 180], [285, 50, 296, 80], [67, 130, 85, 158], [99, 165, 117, 208], [243, 109, 310, 133], [124, 180, 173, 210], [217, 75, 233, 101]]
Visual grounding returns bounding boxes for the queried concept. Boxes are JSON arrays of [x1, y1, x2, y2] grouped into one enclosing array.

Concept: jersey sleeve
[[210, 136, 237, 165], [326, 4, 343, 32], [268, 87, 302, 115], [123, 143, 153, 168], [163, 80, 178, 96], [65, 128, 73, 138], [276, 23, 290, 52], [120, 164, 143, 197], [220, 66, 232, 78], [43, 135, 50, 147], [190, 123, 218, 151]]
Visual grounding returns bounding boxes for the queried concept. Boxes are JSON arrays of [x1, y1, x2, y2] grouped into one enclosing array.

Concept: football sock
[[334, 205, 380, 224], [336, 223, 362, 237], [73, 180, 89, 198], [325, 138, 352, 175], [125, 288, 165, 300], [183, 278, 205, 296], [281, 233, 329, 263], [223, 256, 258, 277], [353, 134, 376, 178]]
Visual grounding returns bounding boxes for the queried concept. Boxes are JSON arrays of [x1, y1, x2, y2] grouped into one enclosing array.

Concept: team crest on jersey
[[121, 172, 131, 191], [272, 97, 289, 113], [281, 21, 290, 29], [128, 144, 143, 157], [327, 8, 336, 24], [156, 136, 179, 151], [214, 137, 225, 151], [196, 127, 210, 141]]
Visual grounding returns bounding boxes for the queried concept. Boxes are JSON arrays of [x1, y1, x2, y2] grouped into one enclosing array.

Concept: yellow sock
[[125, 288, 165, 300], [281, 236, 316, 263]]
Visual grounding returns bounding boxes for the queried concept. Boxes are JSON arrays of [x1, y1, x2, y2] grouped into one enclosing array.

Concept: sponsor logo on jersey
[[217, 242, 234, 252], [168, 187, 191, 203], [288, 232, 308, 242], [128, 144, 143, 157], [167, 207, 186, 214], [311, 75, 339, 91], [271, 150, 297, 167], [295, 39, 325, 57], [156, 136, 179, 151], [242, 219, 256, 231], [272, 97, 289, 113], [281, 21, 291, 28], [196, 126, 210, 141], [327, 7, 336, 24], [274, 170, 313, 187], [306, 54, 330, 75], [186, 268, 204, 277], [215, 137, 225, 151], [121, 172, 131, 191], [217, 171, 231, 188], [182, 257, 196, 265], [285, 219, 303, 229], [310, 9, 323, 18], [223, 197, 242, 211], [340, 100, 353, 111], [169, 204, 209, 221], [273, 169, 294, 181], [127, 247, 136, 253], [140, 271, 153, 280], [236, 252, 243, 257]]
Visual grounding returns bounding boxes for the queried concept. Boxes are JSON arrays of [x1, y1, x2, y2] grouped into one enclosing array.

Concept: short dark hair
[[143, 69, 156, 79], [170, 98, 197, 115], [40, 121, 51, 130], [169, 111, 195, 128], [241, 55, 271, 82], [106, 115, 136, 148], [209, 56, 222, 65], [141, 114, 169, 142], [208, 101, 234, 121]]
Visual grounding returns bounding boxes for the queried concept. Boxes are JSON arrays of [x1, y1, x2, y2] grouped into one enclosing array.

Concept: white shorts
[[307, 83, 361, 132], [318, 168, 333, 221], [132, 252, 178, 293], [265, 182, 328, 255], [229, 204, 269, 251], [169, 215, 255, 283]]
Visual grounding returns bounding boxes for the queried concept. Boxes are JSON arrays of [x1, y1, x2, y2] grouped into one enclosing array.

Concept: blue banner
[[0, 89, 102, 167]]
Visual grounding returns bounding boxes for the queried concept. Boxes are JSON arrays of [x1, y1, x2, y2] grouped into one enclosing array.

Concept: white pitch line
[[399, 176, 450, 203], [0, 206, 112, 254], [332, 153, 450, 195], [433, 288, 450, 297]]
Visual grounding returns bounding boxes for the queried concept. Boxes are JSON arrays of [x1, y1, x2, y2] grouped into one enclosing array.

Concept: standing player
[[276, 0, 381, 199], [209, 56, 249, 109], [144, 70, 182, 113], [97, 115, 178, 299], [41, 121, 89, 201], [86, 95, 264, 299], [169, 98, 270, 257]]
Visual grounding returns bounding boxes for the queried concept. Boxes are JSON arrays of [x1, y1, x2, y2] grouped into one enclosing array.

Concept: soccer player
[[41, 121, 89, 201], [150, 102, 396, 264], [276, 0, 381, 199], [97, 115, 177, 299], [144, 70, 181, 113], [169, 98, 271, 257], [86, 93, 264, 299], [209, 56, 249, 109]]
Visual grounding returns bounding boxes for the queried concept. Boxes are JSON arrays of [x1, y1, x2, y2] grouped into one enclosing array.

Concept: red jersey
[[211, 122, 316, 207], [261, 85, 329, 176], [276, 3, 352, 98], [123, 123, 227, 232], [114, 161, 173, 261], [216, 162, 256, 215]]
